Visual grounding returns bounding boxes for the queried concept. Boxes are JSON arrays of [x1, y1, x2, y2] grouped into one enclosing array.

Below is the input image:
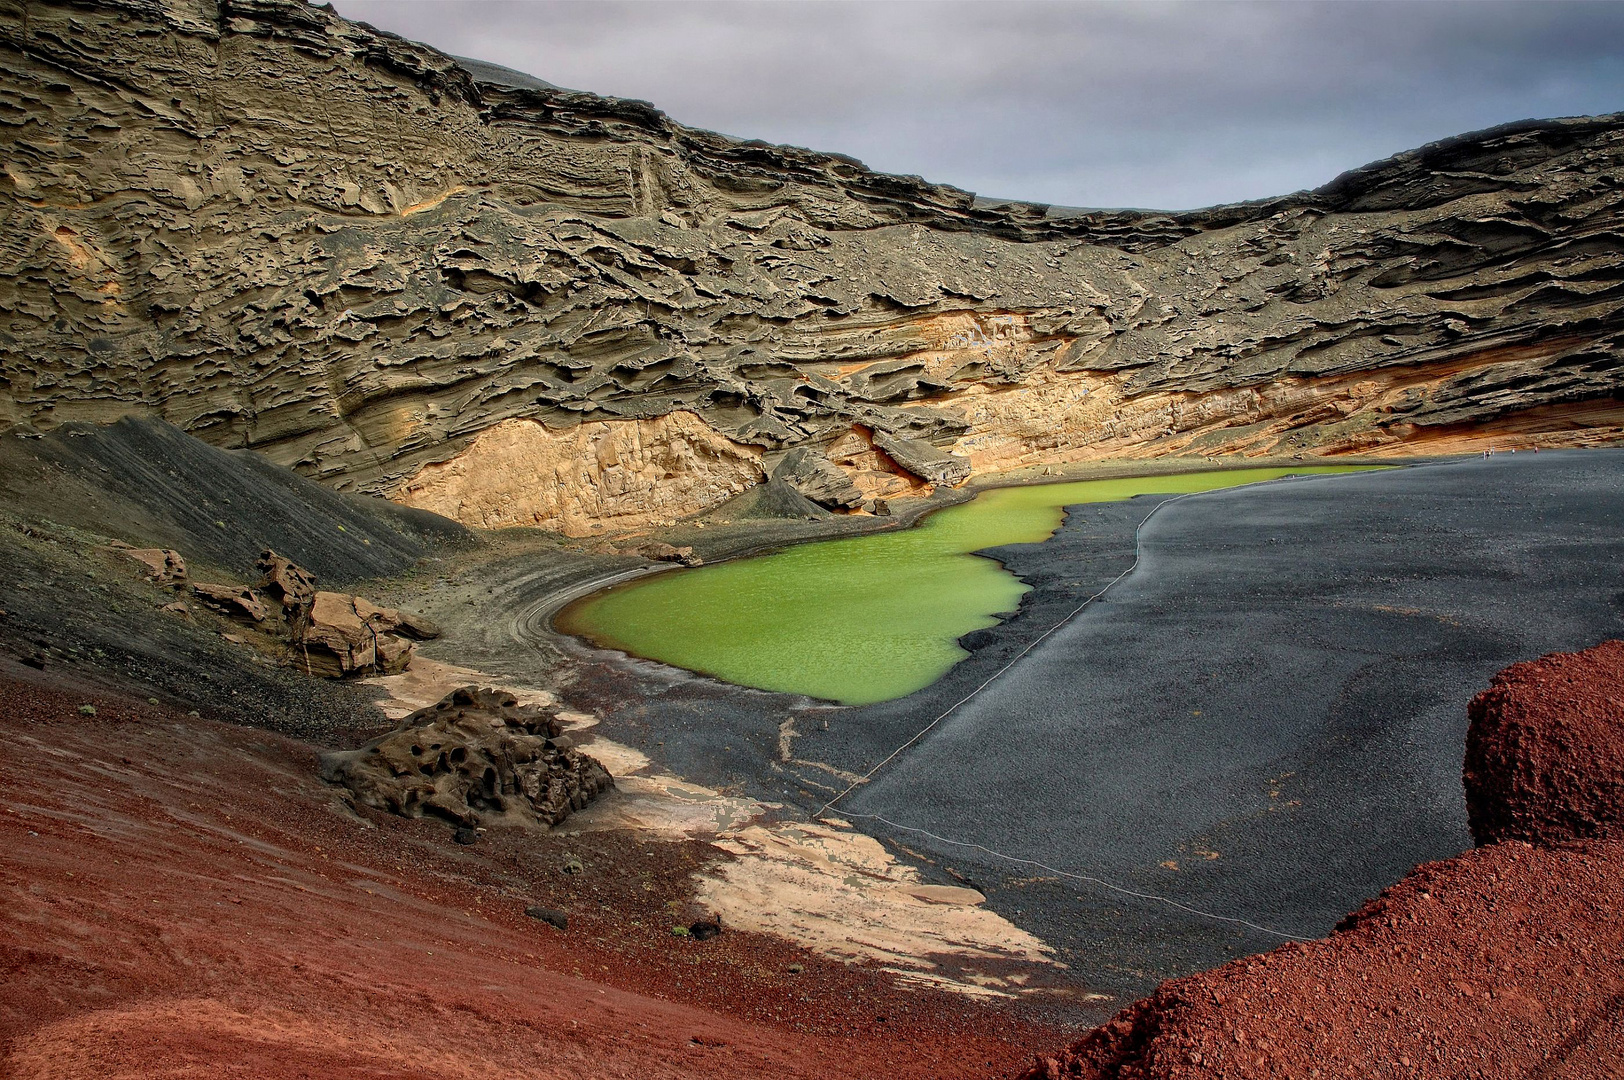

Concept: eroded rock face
[[1464, 639, 1624, 846], [257, 549, 317, 616], [191, 582, 269, 623], [174, 548, 431, 678], [395, 412, 764, 534], [320, 686, 614, 828], [4, 0, 1623, 532], [296, 591, 413, 678], [109, 544, 188, 586]]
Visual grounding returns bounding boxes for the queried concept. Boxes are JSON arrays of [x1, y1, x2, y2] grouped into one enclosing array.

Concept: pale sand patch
[[363, 657, 556, 720], [694, 820, 1065, 997], [565, 773, 763, 837], [363, 659, 1069, 997]]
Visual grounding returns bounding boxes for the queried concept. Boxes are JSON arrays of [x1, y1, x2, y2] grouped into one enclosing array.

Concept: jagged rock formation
[[107, 542, 188, 586], [256, 548, 441, 677], [164, 546, 437, 676], [4, 0, 1624, 534], [1020, 640, 1624, 1080], [320, 685, 614, 828]]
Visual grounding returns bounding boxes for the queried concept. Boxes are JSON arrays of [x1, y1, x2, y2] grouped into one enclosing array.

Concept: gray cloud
[[334, 0, 1624, 209]]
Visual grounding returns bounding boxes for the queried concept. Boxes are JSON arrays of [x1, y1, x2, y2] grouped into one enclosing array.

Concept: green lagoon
[[556, 467, 1378, 705]]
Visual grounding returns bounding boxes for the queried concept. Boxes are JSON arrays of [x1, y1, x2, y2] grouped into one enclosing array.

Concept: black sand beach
[[527, 451, 1624, 1004]]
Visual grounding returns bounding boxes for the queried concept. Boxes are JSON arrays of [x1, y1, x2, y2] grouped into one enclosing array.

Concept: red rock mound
[[1021, 841, 1624, 1079], [1464, 639, 1624, 846], [1022, 640, 1624, 1080]]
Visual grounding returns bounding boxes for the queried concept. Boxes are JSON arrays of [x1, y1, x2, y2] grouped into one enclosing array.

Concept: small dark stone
[[525, 906, 568, 930], [453, 826, 478, 845], [688, 918, 722, 941]]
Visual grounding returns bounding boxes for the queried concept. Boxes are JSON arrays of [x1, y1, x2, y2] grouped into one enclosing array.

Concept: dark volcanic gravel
[[552, 450, 1624, 1007]]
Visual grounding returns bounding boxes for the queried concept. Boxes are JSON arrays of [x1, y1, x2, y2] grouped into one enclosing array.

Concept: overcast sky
[[334, 1, 1624, 211]]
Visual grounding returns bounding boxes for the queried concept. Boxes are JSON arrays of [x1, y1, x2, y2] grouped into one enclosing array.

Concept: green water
[[556, 467, 1379, 705]]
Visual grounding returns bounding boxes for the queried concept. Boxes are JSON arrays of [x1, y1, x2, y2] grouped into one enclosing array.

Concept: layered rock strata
[[3, 0, 1624, 532], [320, 685, 614, 828], [1021, 640, 1624, 1080]]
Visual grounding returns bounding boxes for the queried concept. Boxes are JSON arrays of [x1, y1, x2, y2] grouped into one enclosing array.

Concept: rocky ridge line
[[3, 0, 1624, 534]]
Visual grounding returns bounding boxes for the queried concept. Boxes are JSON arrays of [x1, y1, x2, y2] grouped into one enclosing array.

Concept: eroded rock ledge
[[1020, 640, 1624, 1079], [3, 0, 1624, 534]]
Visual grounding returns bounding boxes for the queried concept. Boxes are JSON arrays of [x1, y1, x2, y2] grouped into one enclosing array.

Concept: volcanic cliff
[[4, 0, 1624, 533]]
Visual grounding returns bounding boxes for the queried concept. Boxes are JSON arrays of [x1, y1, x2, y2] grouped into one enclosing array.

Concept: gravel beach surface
[[830, 450, 1624, 998], [541, 451, 1623, 1004]]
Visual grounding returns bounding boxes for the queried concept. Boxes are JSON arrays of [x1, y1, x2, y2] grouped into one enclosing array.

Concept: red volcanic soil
[[1018, 840, 1624, 1079], [0, 671, 1060, 1079], [1021, 641, 1624, 1080], [1464, 639, 1624, 846]]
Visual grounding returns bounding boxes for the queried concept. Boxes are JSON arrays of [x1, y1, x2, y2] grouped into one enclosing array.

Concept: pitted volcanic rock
[[320, 685, 614, 828], [1463, 639, 1624, 846]]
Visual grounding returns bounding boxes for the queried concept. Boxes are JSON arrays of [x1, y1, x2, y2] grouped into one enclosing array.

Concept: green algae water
[[556, 467, 1378, 705]]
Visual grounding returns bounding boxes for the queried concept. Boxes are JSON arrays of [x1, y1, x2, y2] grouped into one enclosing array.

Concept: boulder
[[320, 686, 614, 829], [526, 906, 568, 930], [113, 546, 188, 586], [871, 432, 971, 487], [636, 542, 702, 567], [770, 446, 864, 509], [296, 591, 414, 678], [251, 551, 437, 675], [190, 583, 268, 623], [256, 548, 317, 613]]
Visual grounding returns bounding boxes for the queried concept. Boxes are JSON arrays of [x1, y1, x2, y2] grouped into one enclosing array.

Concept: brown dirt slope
[[0, 671, 1059, 1079], [1020, 641, 1624, 1080]]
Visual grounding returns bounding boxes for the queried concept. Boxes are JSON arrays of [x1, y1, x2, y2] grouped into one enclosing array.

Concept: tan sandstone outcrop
[[396, 412, 763, 534], [2, 0, 1623, 532]]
